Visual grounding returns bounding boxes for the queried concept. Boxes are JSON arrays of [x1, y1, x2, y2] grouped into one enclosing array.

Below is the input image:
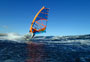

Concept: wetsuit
[[32, 33, 35, 38]]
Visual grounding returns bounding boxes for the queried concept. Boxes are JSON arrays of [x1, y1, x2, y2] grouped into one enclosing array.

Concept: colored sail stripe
[[32, 27, 46, 32], [44, 8, 49, 9], [32, 28, 38, 32], [34, 23, 38, 27], [41, 20, 44, 25], [38, 27, 46, 31], [40, 12, 48, 14], [38, 16, 43, 19], [35, 21, 46, 28], [36, 19, 48, 21], [37, 16, 48, 21], [36, 23, 43, 29], [35, 21, 46, 27]]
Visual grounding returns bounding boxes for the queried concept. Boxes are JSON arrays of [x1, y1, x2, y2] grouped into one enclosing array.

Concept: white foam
[[0, 33, 25, 42], [0, 33, 90, 45], [7, 33, 22, 40]]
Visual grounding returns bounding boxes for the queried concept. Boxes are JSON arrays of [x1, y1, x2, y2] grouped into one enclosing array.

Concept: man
[[24, 32, 35, 41]]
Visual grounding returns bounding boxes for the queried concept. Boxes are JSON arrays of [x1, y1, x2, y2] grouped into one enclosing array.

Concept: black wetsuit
[[32, 33, 35, 38]]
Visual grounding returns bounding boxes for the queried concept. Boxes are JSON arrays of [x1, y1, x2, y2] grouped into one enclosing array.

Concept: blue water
[[0, 39, 90, 62]]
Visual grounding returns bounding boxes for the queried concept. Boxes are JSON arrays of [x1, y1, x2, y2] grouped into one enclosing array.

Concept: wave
[[0, 33, 90, 45], [0, 33, 25, 42]]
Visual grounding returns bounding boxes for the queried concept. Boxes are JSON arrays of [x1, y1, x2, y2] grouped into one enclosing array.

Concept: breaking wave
[[0, 33, 90, 45], [0, 33, 24, 42]]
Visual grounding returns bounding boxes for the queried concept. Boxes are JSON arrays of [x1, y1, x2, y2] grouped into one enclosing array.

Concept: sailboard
[[29, 6, 49, 35]]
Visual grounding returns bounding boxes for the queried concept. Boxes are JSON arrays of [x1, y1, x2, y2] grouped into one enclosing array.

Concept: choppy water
[[0, 39, 90, 62], [0, 34, 90, 62]]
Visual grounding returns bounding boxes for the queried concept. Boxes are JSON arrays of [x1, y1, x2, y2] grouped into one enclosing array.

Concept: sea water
[[0, 34, 90, 62], [0, 40, 90, 62]]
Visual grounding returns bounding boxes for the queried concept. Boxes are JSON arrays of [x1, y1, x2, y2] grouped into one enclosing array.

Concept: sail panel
[[35, 9, 49, 21], [30, 6, 49, 34]]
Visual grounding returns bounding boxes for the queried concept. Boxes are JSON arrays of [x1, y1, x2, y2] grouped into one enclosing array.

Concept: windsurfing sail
[[29, 6, 49, 34]]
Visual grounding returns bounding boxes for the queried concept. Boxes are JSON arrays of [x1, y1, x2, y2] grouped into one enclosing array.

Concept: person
[[24, 32, 35, 40], [32, 33, 35, 38]]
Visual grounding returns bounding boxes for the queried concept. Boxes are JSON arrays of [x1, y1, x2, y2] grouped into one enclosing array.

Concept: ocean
[[0, 34, 90, 62]]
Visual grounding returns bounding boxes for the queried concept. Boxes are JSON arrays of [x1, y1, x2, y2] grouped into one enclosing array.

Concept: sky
[[0, 0, 90, 36]]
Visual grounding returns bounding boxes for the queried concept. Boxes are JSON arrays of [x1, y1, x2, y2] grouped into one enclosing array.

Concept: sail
[[29, 6, 49, 34]]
